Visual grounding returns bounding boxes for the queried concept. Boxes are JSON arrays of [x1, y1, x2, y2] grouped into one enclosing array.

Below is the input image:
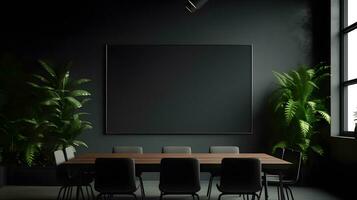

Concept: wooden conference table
[[65, 153, 291, 200]]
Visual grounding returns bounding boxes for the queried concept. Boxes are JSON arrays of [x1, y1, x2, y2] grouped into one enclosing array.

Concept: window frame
[[341, 0, 357, 136]]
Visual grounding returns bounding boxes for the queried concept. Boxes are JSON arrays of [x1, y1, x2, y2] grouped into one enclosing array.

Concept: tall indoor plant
[[0, 58, 92, 167], [26, 60, 92, 165], [271, 64, 330, 161]]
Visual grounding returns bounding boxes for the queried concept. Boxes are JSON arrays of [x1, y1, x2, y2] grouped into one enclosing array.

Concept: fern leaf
[[308, 81, 318, 89], [317, 110, 331, 124], [307, 101, 317, 111], [72, 140, 88, 148], [285, 99, 297, 124], [306, 69, 315, 79], [24, 145, 37, 167], [273, 71, 287, 87], [299, 120, 310, 137]]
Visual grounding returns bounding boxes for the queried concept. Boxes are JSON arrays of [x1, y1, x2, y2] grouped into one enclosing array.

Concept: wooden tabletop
[[65, 153, 291, 166]]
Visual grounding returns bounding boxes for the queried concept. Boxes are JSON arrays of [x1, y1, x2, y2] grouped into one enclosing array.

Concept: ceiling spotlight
[[186, 0, 209, 13]]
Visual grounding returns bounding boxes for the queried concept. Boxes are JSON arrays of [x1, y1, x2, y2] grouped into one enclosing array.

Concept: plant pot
[[6, 166, 59, 186]]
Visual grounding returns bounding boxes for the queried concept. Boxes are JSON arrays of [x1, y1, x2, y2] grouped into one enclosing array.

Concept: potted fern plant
[[271, 64, 330, 162], [0, 59, 92, 185]]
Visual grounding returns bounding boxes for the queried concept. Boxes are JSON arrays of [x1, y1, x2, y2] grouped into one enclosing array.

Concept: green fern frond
[[24, 145, 37, 167], [299, 120, 310, 137], [307, 101, 317, 111], [308, 81, 318, 89], [317, 110, 331, 124], [285, 99, 298, 124], [306, 69, 315, 79], [273, 71, 287, 87]]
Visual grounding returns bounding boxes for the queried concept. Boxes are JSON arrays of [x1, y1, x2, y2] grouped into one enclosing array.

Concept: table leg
[[279, 173, 285, 200]]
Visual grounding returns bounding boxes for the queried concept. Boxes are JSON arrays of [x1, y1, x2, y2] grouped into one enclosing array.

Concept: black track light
[[186, 0, 209, 13]]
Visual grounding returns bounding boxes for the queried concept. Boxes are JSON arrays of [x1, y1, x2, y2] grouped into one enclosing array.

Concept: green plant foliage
[[26, 60, 92, 153], [0, 57, 92, 166], [271, 64, 330, 162]]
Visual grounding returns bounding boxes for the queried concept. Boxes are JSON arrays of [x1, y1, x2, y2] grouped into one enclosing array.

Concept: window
[[342, 0, 357, 135]]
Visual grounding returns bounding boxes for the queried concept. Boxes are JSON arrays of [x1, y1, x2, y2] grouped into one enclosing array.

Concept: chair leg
[[89, 185, 95, 200], [85, 186, 90, 200], [139, 176, 145, 200], [67, 186, 73, 200], [277, 186, 280, 200], [75, 186, 80, 200], [207, 175, 213, 197], [263, 174, 268, 200], [286, 186, 294, 200], [284, 187, 289, 200], [57, 186, 65, 200], [69, 186, 74, 200], [62, 187, 69, 200], [194, 193, 200, 200], [80, 186, 86, 200]]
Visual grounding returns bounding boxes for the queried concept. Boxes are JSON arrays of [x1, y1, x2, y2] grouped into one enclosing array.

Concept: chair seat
[[160, 184, 200, 194]]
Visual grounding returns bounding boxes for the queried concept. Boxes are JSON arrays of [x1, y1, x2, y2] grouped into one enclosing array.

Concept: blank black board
[[105, 45, 253, 134]]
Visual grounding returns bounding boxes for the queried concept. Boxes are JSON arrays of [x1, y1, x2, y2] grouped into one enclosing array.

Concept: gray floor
[[0, 181, 342, 200]]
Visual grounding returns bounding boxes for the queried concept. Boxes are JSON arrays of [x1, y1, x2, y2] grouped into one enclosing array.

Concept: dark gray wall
[[1, 0, 322, 153]]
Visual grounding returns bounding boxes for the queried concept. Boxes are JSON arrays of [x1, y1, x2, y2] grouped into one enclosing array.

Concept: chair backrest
[[219, 158, 262, 193], [54, 150, 66, 166], [95, 158, 137, 193], [162, 146, 192, 154], [282, 148, 302, 183], [112, 146, 143, 154], [209, 146, 240, 154], [159, 158, 200, 192], [64, 146, 76, 160]]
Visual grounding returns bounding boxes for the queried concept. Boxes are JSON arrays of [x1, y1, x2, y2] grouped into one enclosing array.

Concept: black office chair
[[217, 158, 262, 200], [54, 149, 94, 200], [111, 146, 145, 199], [207, 146, 240, 200], [259, 147, 285, 200], [95, 158, 144, 200], [159, 158, 201, 200], [275, 148, 302, 200], [260, 148, 302, 200]]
